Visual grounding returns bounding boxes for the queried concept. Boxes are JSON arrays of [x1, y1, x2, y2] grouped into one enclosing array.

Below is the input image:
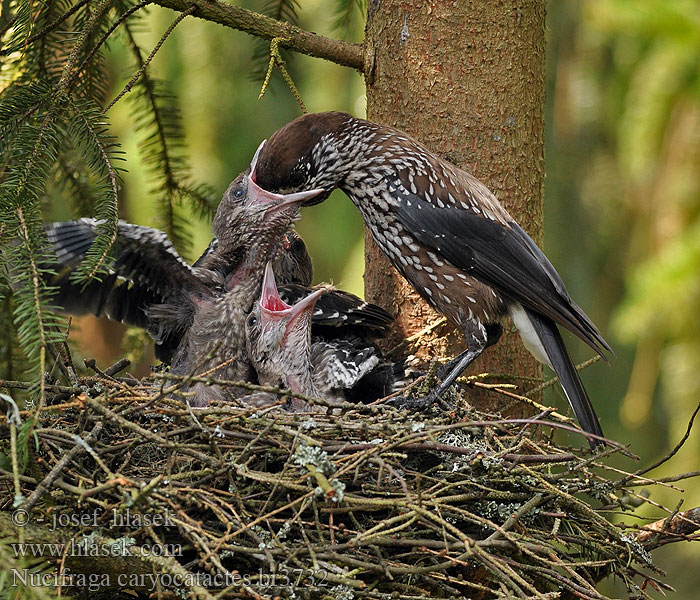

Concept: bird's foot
[[436, 361, 453, 381], [386, 390, 453, 411]]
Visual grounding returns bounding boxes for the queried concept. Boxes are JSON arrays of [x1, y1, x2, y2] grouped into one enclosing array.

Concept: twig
[[104, 358, 131, 377], [150, 370, 352, 410], [385, 316, 447, 356], [105, 6, 195, 111], [636, 507, 700, 550], [485, 493, 545, 543], [526, 356, 603, 397], [22, 422, 104, 513], [0, 379, 77, 394], [258, 37, 306, 112], [467, 380, 574, 424], [4, 0, 89, 52], [624, 401, 700, 483], [69, 0, 152, 85], [84, 396, 220, 467]]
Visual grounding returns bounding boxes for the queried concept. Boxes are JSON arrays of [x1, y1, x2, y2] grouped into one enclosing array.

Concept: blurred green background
[[51, 0, 700, 594]]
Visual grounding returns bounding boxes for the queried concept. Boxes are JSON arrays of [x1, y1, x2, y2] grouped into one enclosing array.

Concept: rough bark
[[364, 0, 546, 415]]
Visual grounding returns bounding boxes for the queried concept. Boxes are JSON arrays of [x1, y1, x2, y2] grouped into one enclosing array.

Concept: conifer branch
[[5, 105, 58, 207], [116, 15, 209, 252], [67, 99, 120, 279], [14, 208, 52, 401], [13, 0, 89, 53], [70, 0, 153, 86], [105, 5, 194, 111], [55, 0, 114, 96], [56, 154, 96, 214], [1, 0, 32, 57], [332, 0, 364, 38], [14, 210, 45, 348], [258, 37, 306, 112]]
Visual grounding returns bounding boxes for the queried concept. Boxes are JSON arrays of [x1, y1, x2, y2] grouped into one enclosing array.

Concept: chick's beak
[[260, 262, 290, 313], [258, 263, 325, 343]]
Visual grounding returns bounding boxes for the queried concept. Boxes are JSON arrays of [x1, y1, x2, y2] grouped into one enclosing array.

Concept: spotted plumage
[[44, 217, 219, 361], [45, 219, 390, 365], [277, 229, 313, 287], [43, 146, 324, 406], [252, 111, 612, 446], [43, 213, 313, 365], [279, 283, 392, 337]]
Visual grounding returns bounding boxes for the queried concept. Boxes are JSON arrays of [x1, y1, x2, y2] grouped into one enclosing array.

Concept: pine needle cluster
[[0, 0, 218, 392]]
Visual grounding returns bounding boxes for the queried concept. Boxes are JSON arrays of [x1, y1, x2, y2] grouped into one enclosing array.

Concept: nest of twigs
[[2, 358, 699, 600]]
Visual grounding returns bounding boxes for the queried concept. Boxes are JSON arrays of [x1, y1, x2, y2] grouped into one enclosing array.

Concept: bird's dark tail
[[525, 308, 604, 449]]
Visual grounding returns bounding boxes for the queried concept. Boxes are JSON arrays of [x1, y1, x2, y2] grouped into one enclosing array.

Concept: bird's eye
[[287, 165, 307, 189], [233, 187, 244, 198], [247, 314, 258, 328]]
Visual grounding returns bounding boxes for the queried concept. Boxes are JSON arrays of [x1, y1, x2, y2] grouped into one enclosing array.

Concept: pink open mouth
[[258, 264, 325, 343]]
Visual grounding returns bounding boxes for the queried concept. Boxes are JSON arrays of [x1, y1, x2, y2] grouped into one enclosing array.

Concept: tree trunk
[[363, 0, 546, 415]]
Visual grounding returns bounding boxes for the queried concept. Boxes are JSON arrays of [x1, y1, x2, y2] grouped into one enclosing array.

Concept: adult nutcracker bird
[[251, 112, 612, 444]]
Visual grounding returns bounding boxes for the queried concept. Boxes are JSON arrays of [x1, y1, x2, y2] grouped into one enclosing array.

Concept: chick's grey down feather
[[43, 165, 393, 408]]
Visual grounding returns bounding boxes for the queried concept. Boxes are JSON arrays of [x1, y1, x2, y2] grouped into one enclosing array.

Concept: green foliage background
[[545, 2, 700, 595], [1, 0, 699, 595]]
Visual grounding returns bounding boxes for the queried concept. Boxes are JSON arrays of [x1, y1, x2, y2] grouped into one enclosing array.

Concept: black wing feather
[[46, 218, 204, 299], [526, 308, 604, 447], [45, 219, 204, 363], [394, 193, 611, 358], [48, 271, 154, 330], [192, 238, 218, 268], [279, 283, 393, 334]]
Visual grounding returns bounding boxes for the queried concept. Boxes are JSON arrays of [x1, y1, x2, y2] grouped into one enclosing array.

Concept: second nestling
[[245, 263, 406, 411]]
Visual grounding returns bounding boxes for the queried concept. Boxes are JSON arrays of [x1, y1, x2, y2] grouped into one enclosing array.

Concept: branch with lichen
[[1, 360, 698, 599], [2, 341, 700, 599], [258, 37, 306, 112]]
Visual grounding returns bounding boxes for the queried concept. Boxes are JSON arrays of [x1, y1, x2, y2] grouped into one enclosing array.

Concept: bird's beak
[[259, 263, 325, 342], [247, 140, 325, 211], [250, 139, 266, 176]]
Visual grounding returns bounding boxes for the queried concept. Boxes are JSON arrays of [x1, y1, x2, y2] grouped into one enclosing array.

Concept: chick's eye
[[247, 315, 258, 328], [233, 187, 244, 198]]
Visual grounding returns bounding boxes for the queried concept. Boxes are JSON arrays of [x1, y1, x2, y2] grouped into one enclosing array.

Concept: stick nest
[[2, 365, 697, 600]]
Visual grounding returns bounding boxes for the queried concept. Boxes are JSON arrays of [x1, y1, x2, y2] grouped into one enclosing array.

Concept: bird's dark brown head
[[254, 112, 354, 203]]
